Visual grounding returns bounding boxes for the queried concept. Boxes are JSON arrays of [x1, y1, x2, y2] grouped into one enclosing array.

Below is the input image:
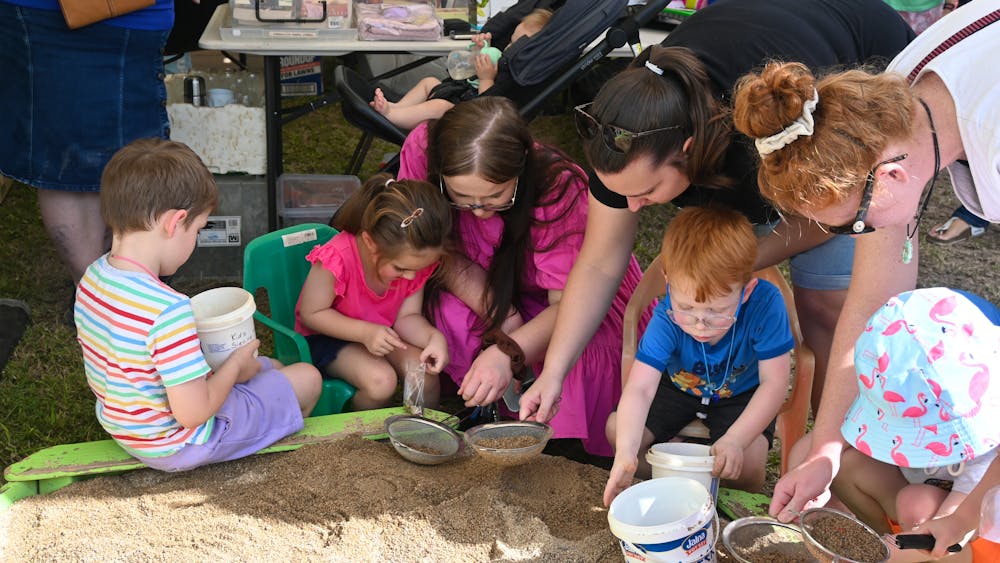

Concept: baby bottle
[[446, 41, 502, 80]]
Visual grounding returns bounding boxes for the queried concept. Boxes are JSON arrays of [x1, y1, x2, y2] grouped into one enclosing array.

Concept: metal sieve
[[384, 414, 462, 465], [722, 516, 818, 563], [799, 507, 889, 563], [463, 421, 552, 467]]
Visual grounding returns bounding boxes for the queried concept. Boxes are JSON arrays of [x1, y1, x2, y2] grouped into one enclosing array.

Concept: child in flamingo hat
[[835, 287, 1000, 562]]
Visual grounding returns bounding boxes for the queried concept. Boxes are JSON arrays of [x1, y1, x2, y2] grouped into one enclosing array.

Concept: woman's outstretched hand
[[518, 374, 562, 422], [458, 345, 513, 406]]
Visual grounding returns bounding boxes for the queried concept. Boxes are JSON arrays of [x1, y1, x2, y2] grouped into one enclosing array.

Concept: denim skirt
[[0, 4, 170, 192]]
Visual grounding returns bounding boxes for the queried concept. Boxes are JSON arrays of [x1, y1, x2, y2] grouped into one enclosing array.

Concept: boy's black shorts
[[644, 378, 775, 448]]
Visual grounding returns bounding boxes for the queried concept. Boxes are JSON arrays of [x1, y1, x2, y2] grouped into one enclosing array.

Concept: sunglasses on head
[[824, 154, 908, 236], [573, 103, 681, 154]]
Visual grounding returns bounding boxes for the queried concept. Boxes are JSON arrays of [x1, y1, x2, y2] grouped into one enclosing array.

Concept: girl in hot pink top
[[399, 97, 648, 456], [296, 174, 453, 410]]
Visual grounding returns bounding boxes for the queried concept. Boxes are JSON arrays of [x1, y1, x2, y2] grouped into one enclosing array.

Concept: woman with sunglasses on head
[[730, 0, 1000, 528], [396, 96, 648, 457], [518, 0, 913, 428]]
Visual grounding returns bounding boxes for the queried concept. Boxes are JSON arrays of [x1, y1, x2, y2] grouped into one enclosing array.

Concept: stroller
[[334, 0, 671, 174]]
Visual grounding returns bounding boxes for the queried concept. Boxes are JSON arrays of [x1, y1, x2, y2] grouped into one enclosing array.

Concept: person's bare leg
[[377, 99, 456, 130], [831, 448, 907, 534], [394, 77, 442, 107], [793, 286, 848, 415], [37, 189, 108, 284], [370, 77, 443, 117]]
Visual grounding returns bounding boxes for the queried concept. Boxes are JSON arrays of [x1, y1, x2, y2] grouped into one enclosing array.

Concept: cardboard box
[[280, 55, 324, 97]]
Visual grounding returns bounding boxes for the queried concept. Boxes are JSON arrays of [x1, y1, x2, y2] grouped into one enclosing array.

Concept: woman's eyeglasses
[[439, 177, 518, 212], [825, 154, 908, 235], [574, 102, 681, 153]]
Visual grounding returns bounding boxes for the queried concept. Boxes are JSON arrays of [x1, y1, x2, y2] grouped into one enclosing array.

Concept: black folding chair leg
[[346, 132, 374, 176]]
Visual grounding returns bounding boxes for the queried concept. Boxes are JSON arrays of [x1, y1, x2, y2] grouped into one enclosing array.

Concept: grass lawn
[[1, 55, 996, 476]]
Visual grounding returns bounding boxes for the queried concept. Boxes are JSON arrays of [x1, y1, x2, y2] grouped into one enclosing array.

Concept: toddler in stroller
[[370, 9, 553, 129]]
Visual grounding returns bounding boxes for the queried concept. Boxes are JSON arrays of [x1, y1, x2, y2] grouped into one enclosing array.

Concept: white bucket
[[189, 287, 257, 370], [608, 476, 718, 563], [647, 442, 719, 503]]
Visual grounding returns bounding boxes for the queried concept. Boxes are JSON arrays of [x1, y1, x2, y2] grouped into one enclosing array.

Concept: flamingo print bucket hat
[[841, 288, 1000, 468]]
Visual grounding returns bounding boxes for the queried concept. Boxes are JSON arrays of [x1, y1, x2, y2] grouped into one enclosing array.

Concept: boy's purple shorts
[[140, 357, 304, 472]]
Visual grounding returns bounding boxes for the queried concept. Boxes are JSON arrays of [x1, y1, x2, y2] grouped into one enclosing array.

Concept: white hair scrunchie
[[754, 89, 819, 157], [644, 60, 664, 75]]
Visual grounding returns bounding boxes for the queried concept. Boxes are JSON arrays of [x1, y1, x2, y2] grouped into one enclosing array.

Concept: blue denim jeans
[[0, 4, 170, 192]]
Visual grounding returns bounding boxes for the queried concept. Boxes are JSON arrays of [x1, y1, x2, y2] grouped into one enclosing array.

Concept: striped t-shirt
[[75, 255, 214, 458]]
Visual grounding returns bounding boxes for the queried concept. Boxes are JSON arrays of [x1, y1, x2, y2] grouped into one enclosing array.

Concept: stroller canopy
[[493, 0, 628, 87]]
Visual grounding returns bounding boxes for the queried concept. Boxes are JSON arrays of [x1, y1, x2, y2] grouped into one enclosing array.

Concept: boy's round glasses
[[666, 310, 738, 330], [825, 153, 908, 235], [574, 102, 681, 153], [666, 286, 745, 330], [439, 177, 518, 211]]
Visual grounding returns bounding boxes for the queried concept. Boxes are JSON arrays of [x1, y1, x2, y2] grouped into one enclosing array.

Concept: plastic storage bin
[[278, 174, 361, 227], [225, 0, 353, 40]]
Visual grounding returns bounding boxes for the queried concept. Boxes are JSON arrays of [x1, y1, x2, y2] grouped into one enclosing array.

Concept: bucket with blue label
[[608, 476, 718, 562]]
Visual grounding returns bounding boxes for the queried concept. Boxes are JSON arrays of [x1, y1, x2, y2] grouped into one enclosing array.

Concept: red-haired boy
[[604, 205, 793, 505]]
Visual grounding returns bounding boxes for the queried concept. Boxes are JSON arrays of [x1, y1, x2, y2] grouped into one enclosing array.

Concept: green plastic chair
[[243, 223, 356, 416]]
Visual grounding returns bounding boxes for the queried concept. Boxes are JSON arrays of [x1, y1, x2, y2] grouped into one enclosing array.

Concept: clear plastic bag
[[403, 362, 426, 416]]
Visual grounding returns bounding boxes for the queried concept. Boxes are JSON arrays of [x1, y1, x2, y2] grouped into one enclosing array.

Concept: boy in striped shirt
[[74, 138, 321, 471]]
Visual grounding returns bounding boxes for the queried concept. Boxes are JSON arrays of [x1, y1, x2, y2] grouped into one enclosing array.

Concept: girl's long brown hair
[[425, 97, 585, 333]]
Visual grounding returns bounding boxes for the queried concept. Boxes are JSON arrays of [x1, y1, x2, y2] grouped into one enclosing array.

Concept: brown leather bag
[[57, 0, 155, 29]]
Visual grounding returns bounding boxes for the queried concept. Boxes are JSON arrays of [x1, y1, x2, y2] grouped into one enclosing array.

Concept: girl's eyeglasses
[[439, 177, 518, 212], [574, 102, 681, 153]]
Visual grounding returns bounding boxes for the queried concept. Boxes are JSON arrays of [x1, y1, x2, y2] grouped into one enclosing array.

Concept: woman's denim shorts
[[0, 4, 170, 192], [754, 222, 855, 291]]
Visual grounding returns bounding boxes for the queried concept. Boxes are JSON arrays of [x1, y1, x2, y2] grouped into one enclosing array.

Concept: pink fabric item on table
[[399, 123, 649, 456], [293, 232, 437, 336], [356, 3, 443, 41]]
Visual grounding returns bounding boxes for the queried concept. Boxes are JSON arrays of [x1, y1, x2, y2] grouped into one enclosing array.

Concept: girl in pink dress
[[398, 97, 647, 456], [296, 174, 453, 410]]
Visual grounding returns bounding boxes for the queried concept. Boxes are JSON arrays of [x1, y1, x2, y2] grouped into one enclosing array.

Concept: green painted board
[[717, 488, 773, 520], [4, 407, 452, 483], [0, 481, 38, 512]]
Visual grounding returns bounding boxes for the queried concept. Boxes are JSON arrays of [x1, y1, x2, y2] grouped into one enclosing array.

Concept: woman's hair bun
[[733, 61, 817, 139]]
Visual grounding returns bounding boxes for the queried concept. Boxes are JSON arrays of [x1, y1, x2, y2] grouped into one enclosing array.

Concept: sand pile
[[1, 435, 620, 562]]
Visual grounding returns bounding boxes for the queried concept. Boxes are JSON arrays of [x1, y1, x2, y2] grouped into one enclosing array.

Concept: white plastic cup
[[646, 442, 719, 504], [207, 88, 235, 107], [189, 287, 257, 370], [608, 476, 717, 562]]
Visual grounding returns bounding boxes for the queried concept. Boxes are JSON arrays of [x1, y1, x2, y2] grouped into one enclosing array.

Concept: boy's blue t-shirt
[[635, 280, 794, 401]]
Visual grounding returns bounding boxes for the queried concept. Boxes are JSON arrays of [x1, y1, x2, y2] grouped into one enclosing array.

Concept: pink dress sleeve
[[527, 168, 589, 291], [397, 123, 431, 181], [305, 233, 352, 302]]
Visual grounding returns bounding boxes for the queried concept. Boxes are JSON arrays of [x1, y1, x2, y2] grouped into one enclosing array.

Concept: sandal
[[927, 217, 986, 245]]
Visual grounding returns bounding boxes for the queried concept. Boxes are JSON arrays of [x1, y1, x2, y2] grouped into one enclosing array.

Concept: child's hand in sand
[[604, 454, 638, 507]]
